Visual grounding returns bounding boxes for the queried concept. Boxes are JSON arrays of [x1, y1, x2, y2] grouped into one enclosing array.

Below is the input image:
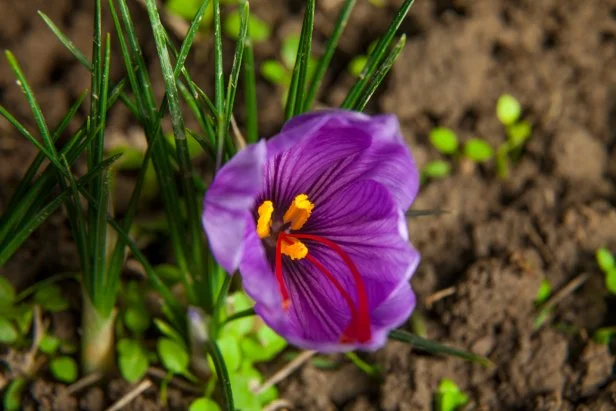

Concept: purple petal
[[253, 180, 418, 351], [202, 141, 266, 273], [262, 110, 419, 211]]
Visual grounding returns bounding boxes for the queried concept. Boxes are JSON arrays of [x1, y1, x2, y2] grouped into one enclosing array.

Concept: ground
[[0, 0, 615, 409]]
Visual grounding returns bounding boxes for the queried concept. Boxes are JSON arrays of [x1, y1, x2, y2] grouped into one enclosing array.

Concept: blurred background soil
[[1, 0, 615, 409]]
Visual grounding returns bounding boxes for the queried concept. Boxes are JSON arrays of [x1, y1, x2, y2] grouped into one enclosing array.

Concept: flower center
[[255, 194, 372, 344]]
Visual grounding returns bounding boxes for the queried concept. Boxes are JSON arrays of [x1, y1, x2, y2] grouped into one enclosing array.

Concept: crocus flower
[[203, 110, 420, 352]]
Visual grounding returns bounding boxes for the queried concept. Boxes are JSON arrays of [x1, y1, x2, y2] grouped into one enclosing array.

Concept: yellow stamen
[[283, 194, 315, 231], [281, 237, 308, 260], [257, 200, 274, 238]]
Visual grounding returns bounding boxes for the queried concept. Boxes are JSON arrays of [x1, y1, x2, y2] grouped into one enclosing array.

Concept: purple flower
[[203, 110, 420, 352]]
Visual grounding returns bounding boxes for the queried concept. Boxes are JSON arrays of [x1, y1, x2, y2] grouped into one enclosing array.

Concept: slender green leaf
[[305, 0, 356, 109], [284, 0, 315, 120], [389, 329, 492, 367], [224, 1, 249, 137], [207, 340, 234, 411], [342, 0, 415, 109], [353, 34, 406, 111]]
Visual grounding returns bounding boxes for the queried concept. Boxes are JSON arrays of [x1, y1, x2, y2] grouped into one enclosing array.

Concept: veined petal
[[202, 141, 266, 273], [262, 110, 419, 212]]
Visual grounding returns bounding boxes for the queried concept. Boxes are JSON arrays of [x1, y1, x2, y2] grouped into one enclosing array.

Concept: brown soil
[[1, 0, 615, 410]]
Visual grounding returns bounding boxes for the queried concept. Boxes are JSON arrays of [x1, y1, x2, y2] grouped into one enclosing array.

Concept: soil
[[1, 0, 615, 410]]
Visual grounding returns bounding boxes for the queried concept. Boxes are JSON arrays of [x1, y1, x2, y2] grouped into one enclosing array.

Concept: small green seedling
[[495, 93, 532, 179], [421, 160, 451, 183], [34, 284, 70, 313], [533, 279, 553, 330], [463, 138, 494, 163], [118, 338, 150, 383], [3, 378, 26, 411], [189, 397, 222, 411], [436, 378, 469, 411], [596, 248, 616, 294], [430, 127, 459, 155], [535, 279, 552, 305], [593, 326, 616, 345], [496, 94, 521, 126], [424, 127, 495, 182], [49, 356, 78, 383]]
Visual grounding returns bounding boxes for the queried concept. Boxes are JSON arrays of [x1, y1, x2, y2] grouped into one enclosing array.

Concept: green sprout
[[495, 93, 532, 179], [117, 338, 150, 383], [421, 160, 452, 183], [49, 356, 79, 383], [436, 378, 469, 411], [596, 248, 616, 294], [463, 138, 494, 163], [533, 279, 553, 329], [430, 127, 459, 155]]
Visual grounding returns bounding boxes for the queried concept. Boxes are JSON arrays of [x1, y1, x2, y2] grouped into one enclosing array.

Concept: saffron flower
[[203, 110, 420, 352]]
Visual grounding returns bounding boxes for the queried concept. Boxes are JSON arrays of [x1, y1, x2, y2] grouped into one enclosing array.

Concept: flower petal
[[262, 110, 419, 211], [202, 141, 266, 273]]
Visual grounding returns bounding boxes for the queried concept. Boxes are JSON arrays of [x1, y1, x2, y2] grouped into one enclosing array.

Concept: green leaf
[[240, 326, 287, 363], [189, 397, 222, 411], [14, 306, 33, 335], [596, 248, 615, 273], [535, 279, 552, 305], [40, 334, 61, 355], [50, 356, 78, 383], [3, 378, 26, 411], [154, 319, 184, 344], [118, 338, 149, 383], [124, 306, 151, 334], [281, 35, 300, 69], [436, 378, 469, 411], [422, 161, 451, 180], [260, 60, 289, 85], [0, 277, 16, 307], [496, 94, 522, 126], [605, 268, 616, 295], [506, 120, 532, 148], [158, 337, 189, 374], [224, 11, 270, 42], [215, 335, 242, 372], [230, 365, 276, 410], [34, 284, 69, 312], [0, 317, 18, 343], [154, 264, 184, 286], [593, 327, 616, 345], [463, 138, 494, 162], [206, 340, 234, 410], [389, 329, 492, 367], [429, 127, 458, 154], [348, 56, 368, 77], [495, 142, 510, 179]]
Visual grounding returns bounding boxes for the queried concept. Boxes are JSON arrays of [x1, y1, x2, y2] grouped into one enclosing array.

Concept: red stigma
[[276, 232, 372, 344]]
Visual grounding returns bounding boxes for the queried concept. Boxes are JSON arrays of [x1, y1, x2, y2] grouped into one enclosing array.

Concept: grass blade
[[341, 0, 415, 109], [0, 154, 122, 267], [38, 11, 91, 69], [304, 0, 356, 110], [174, 0, 210, 78], [284, 0, 315, 120], [224, 1, 249, 135], [243, 38, 258, 143], [206, 340, 234, 411], [353, 34, 406, 111], [213, 0, 226, 169], [388, 329, 493, 367]]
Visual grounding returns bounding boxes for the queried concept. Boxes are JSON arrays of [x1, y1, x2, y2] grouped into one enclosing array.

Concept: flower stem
[[81, 294, 117, 375]]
